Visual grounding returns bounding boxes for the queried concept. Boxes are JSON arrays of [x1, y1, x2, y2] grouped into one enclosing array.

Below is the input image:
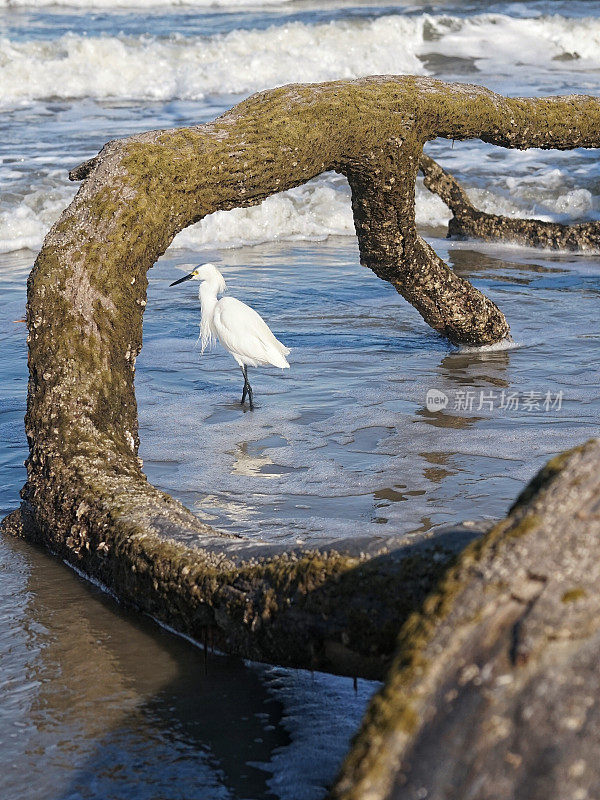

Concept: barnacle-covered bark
[[331, 439, 600, 800], [3, 76, 600, 681], [2, 505, 484, 679], [420, 152, 600, 251], [345, 138, 508, 344]]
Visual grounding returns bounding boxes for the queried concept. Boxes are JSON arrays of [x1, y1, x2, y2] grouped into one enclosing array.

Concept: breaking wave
[[2, 13, 600, 105]]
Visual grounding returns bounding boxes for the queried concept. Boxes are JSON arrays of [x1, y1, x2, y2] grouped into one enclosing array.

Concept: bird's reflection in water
[[231, 440, 277, 478], [229, 436, 295, 479]]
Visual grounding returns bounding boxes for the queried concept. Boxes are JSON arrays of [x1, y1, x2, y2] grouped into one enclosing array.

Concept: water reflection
[[438, 348, 511, 389], [0, 535, 287, 800], [229, 436, 298, 479]]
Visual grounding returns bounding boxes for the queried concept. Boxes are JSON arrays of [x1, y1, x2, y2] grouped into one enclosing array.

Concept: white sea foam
[[3, 13, 600, 106], [172, 176, 356, 250], [457, 338, 521, 354], [0, 16, 424, 106], [423, 13, 600, 74], [0, 187, 76, 254]]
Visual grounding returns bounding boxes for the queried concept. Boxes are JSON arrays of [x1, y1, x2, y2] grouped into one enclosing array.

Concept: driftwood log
[[1, 76, 600, 794], [419, 152, 600, 251]]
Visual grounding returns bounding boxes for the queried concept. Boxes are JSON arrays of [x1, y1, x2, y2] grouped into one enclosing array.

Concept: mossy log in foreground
[[420, 153, 600, 251], [331, 439, 600, 800], [3, 76, 600, 680]]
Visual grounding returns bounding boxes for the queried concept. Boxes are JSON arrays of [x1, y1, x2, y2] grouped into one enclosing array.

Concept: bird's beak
[[170, 272, 195, 287]]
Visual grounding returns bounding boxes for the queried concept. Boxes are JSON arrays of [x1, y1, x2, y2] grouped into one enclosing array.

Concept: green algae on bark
[[7, 76, 600, 681]]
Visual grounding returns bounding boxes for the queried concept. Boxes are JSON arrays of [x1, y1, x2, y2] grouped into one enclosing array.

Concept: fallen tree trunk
[[2, 508, 486, 680], [3, 76, 600, 681], [331, 439, 600, 800], [420, 152, 600, 251]]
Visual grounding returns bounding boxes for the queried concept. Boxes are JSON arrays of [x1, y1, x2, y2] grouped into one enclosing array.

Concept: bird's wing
[[213, 296, 290, 368]]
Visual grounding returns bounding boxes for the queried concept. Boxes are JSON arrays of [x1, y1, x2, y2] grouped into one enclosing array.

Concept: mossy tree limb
[[345, 138, 508, 345], [420, 152, 600, 251], [3, 503, 487, 679], [6, 76, 600, 679], [331, 439, 600, 800]]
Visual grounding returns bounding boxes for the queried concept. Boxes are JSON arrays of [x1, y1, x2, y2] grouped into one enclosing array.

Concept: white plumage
[[170, 262, 290, 409], [212, 297, 290, 369]]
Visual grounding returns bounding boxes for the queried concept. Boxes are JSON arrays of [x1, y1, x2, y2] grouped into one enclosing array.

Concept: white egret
[[170, 263, 290, 410]]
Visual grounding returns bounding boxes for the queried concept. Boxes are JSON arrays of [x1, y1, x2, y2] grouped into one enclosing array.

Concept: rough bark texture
[[420, 152, 600, 251], [345, 138, 509, 345], [2, 507, 486, 679], [4, 76, 600, 680], [331, 439, 600, 800]]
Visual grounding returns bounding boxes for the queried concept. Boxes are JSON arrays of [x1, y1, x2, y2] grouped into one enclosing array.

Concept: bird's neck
[[199, 279, 219, 312], [199, 279, 220, 353]]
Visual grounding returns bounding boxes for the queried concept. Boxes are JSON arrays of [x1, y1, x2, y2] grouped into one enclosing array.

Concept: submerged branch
[[420, 152, 600, 251]]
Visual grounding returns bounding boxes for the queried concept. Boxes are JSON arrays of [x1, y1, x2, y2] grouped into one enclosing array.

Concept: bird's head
[[170, 262, 226, 292]]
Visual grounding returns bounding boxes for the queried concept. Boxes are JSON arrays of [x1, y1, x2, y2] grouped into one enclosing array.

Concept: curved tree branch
[[4, 76, 600, 681], [420, 152, 600, 251]]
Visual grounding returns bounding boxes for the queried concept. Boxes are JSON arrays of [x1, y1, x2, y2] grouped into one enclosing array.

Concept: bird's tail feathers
[[273, 337, 290, 367], [270, 350, 290, 369]]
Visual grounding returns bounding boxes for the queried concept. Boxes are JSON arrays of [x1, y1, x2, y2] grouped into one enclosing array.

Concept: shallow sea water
[[0, 534, 375, 800], [139, 236, 600, 542], [1, 0, 600, 797]]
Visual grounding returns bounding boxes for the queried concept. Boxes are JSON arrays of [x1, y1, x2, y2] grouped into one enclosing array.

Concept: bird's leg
[[247, 372, 254, 411], [240, 366, 248, 405], [239, 366, 254, 410]]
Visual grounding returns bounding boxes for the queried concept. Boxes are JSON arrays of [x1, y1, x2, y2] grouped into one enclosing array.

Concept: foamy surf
[[0, 188, 76, 255], [2, 170, 599, 255], [0, 17, 425, 106], [457, 338, 521, 354], [3, 13, 600, 106]]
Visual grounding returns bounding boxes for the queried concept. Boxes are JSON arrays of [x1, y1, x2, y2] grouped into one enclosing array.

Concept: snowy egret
[[170, 263, 290, 410]]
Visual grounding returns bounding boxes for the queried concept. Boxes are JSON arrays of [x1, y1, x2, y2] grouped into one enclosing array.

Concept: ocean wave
[[2, 12, 600, 105], [4, 168, 596, 256], [0, 187, 75, 254], [422, 13, 600, 73], [0, 0, 294, 7], [0, 16, 424, 105]]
